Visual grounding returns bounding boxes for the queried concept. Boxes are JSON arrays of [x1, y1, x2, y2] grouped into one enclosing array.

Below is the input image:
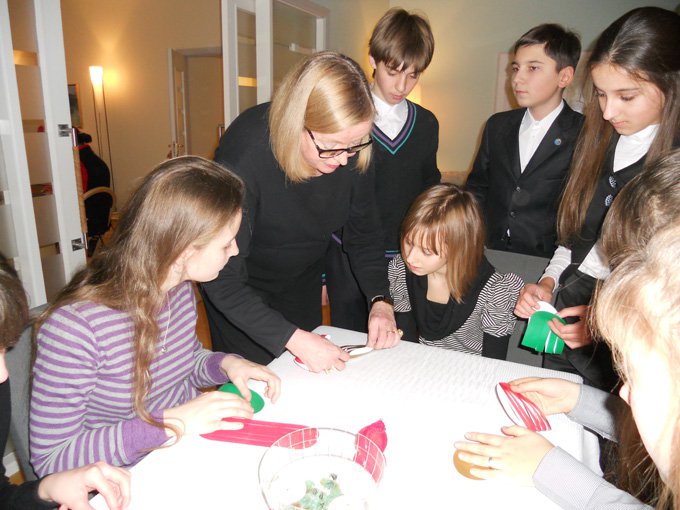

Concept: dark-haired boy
[[467, 24, 583, 259], [325, 8, 440, 332]]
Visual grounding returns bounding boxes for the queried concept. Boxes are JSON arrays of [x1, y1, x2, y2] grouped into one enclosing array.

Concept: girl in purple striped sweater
[[30, 156, 281, 476]]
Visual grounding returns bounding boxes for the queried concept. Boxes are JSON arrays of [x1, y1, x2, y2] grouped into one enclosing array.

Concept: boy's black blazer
[[466, 102, 584, 258]]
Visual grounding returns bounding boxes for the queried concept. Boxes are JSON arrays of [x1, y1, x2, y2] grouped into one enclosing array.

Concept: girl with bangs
[[388, 184, 522, 358]]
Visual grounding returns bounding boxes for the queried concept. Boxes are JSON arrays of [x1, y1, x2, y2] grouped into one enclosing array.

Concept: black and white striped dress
[[388, 255, 523, 355]]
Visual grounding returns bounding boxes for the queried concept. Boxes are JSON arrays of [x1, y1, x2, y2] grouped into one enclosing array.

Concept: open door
[[168, 49, 188, 158], [221, 0, 328, 125], [0, 0, 85, 304]]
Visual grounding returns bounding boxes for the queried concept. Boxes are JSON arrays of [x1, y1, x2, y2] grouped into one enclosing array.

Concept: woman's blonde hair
[[400, 184, 485, 303], [593, 223, 680, 509], [35, 156, 244, 437], [269, 51, 374, 183], [557, 7, 680, 245]]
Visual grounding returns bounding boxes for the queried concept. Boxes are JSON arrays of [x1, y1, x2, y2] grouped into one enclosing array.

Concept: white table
[[92, 326, 601, 509]]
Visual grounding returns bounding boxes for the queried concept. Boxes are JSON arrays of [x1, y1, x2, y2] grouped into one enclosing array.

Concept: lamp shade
[[89, 66, 104, 88]]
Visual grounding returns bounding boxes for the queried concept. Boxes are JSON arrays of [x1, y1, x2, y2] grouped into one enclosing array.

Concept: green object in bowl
[[219, 382, 265, 413]]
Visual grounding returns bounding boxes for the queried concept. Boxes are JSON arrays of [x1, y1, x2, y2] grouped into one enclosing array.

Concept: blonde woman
[[202, 51, 400, 373], [30, 157, 280, 476]]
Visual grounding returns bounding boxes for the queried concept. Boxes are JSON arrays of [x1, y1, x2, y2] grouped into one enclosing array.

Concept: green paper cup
[[521, 310, 566, 354], [219, 382, 265, 413]]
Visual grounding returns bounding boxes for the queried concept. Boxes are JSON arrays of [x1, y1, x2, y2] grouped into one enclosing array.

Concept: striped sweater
[[29, 281, 229, 476], [388, 255, 522, 354]]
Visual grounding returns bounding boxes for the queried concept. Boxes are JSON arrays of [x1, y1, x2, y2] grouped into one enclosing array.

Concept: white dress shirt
[[372, 92, 408, 140], [518, 101, 564, 172], [542, 124, 659, 287]]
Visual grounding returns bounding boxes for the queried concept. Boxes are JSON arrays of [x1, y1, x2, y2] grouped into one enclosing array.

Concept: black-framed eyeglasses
[[306, 129, 372, 159]]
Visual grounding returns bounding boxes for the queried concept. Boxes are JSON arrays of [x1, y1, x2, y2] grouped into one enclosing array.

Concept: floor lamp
[[89, 65, 115, 193]]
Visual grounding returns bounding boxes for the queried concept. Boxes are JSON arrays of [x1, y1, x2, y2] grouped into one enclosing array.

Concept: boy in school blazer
[[467, 24, 583, 259]]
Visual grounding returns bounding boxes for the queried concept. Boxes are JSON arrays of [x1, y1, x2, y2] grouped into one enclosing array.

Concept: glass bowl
[[258, 427, 386, 510]]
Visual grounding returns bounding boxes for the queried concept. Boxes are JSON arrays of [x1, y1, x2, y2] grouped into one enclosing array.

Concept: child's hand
[[220, 354, 281, 403], [508, 377, 581, 415], [548, 305, 592, 348], [163, 391, 254, 437], [514, 279, 554, 318], [38, 461, 131, 510], [454, 427, 554, 485]]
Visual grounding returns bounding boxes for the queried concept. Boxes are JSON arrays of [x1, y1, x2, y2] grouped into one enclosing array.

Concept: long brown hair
[[0, 253, 29, 350], [600, 149, 680, 270], [400, 184, 485, 303], [35, 156, 244, 433], [593, 223, 680, 509], [269, 51, 374, 182], [557, 7, 680, 245]]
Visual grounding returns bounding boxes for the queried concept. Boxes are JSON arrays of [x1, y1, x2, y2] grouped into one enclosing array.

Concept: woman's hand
[[220, 354, 281, 404], [548, 305, 592, 349], [513, 279, 555, 318], [38, 461, 131, 510], [508, 377, 581, 416], [286, 329, 349, 373], [367, 301, 401, 349], [454, 427, 554, 485], [163, 390, 254, 437]]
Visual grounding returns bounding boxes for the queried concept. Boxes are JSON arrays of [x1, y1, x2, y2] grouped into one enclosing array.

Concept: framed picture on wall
[[68, 83, 82, 128]]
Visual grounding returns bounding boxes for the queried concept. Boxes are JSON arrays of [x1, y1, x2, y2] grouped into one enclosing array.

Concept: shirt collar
[[619, 123, 659, 144], [520, 101, 564, 132], [372, 92, 408, 124]]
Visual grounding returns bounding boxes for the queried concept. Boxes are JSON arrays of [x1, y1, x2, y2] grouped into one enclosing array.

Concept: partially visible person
[[0, 253, 131, 510], [76, 129, 113, 256], [514, 7, 680, 390], [388, 184, 523, 359], [325, 8, 440, 332], [201, 51, 400, 373], [76, 129, 110, 193], [30, 157, 280, 476], [600, 149, 680, 271], [467, 23, 582, 259], [455, 221, 680, 509]]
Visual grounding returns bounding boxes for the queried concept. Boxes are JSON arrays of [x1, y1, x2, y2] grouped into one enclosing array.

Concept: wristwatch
[[370, 295, 394, 308]]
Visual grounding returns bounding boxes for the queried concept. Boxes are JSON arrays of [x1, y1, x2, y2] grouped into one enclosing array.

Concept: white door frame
[[221, 0, 328, 125], [0, 0, 84, 306]]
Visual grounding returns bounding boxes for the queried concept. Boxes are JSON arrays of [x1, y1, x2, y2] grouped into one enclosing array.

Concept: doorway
[[169, 47, 224, 159]]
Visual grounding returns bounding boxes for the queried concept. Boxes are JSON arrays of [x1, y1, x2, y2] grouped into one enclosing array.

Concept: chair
[[484, 248, 551, 367], [83, 186, 115, 256], [5, 306, 46, 481]]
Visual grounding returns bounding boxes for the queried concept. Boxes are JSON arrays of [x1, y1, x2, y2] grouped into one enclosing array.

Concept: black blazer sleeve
[[466, 120, 491, 208], [422, 112, 441, 188]]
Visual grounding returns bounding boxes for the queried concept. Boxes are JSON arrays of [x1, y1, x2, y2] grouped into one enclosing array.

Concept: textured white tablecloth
[[92, 326, 601, 509]]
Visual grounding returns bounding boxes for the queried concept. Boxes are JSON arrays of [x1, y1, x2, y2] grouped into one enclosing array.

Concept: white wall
[[61, 0, 223, 203], [389, 0, 678, 180], [61, 0, 678, 202]]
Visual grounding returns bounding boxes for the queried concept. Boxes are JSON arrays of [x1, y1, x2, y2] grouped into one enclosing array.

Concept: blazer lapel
[[522, 105, 571, 178], [504, 110, 524, 179]]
